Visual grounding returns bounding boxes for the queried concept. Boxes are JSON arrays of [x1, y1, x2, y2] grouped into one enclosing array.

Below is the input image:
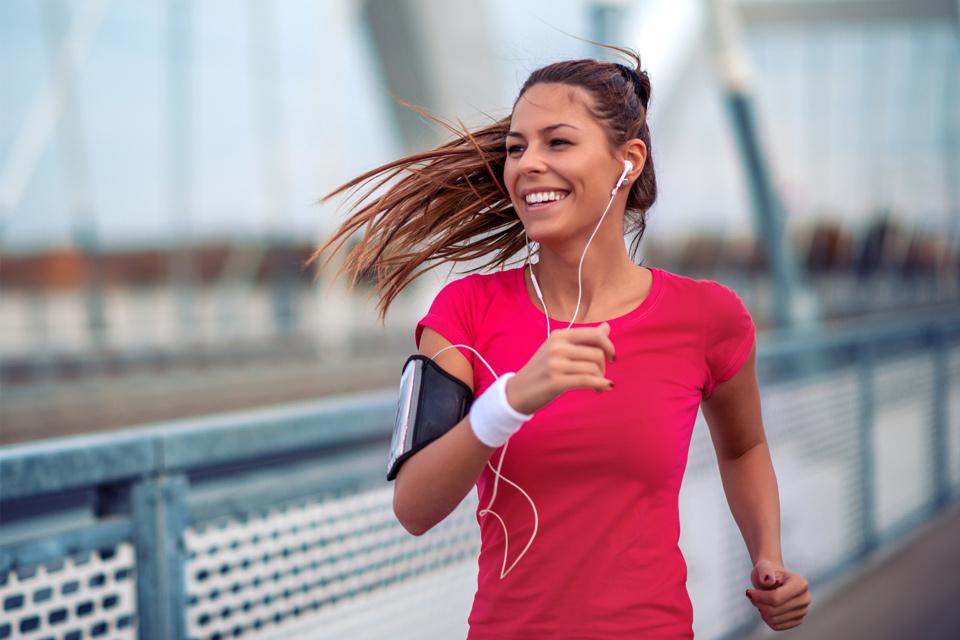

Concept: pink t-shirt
[[414, 265, 755, 639]]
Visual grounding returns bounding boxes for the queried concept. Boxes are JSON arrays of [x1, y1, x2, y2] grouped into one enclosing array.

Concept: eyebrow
[[505, 123, 579, 139]]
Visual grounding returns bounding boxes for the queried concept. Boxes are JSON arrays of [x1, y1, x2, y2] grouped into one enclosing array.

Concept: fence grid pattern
[[0, 544, 137, 640], [1, 315, 958, 639]]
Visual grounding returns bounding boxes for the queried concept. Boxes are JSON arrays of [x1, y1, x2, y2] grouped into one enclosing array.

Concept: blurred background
[[1, 1, 958, 639]]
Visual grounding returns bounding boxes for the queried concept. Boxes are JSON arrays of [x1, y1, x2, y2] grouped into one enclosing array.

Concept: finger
[[750, 591, 788, 609], [563, 372, 613, 392], [602, 333, 616, 362], [774, 620, 803, 631], [761, 590, 810, 616], [747, 588, 779, 607], [748, 577, 804, 607], [545, 339, 606, 378], [559, 344, 608, 374], [559, 357, 606, 378], [771, 603, 809, 624], [770, 613, 806, 631], [752, 567, 785, 591], [565, 327, 616, 361], [755, 591, 810, 618]]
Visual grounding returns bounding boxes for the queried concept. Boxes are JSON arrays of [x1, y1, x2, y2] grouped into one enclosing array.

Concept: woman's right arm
[[392, 323, 616, 535], [392, 326, 493, 536]]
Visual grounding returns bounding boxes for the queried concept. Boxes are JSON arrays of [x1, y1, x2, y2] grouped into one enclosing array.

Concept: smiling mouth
[[523, 192, 569, 212]]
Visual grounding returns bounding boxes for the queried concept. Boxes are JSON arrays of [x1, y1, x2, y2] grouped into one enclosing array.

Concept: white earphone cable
[[428, 160, 631, 578]]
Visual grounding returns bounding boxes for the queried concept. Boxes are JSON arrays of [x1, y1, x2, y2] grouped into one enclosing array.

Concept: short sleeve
[[702, 282, 755, 399], [414, 275, 477, 367]]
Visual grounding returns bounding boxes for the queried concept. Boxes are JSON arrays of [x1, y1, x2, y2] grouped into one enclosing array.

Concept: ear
[[622, 138, 647, 182]]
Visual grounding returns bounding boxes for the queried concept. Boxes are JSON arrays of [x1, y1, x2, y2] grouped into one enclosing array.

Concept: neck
[[528, 239, 639, 323]]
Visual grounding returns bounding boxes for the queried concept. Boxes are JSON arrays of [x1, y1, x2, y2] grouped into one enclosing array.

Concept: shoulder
[[648, 267, 742, 307], [427, 270, 481, 304], [695, 277, 751, 329], [699, 278, 745, 308], [431, 266, 516, 300], [663, 269, 742, 303], [416, 267, 516, 353], [652, 268, 752, 334], [422, 267, 518, 326], [695, 278, 754, 342]]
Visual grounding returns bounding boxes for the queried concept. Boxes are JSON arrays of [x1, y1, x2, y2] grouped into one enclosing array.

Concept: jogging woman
[[312, 46, 810, 639]]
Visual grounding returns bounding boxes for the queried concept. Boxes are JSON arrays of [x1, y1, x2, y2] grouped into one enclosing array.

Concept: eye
[[506, 139, 570, 156]]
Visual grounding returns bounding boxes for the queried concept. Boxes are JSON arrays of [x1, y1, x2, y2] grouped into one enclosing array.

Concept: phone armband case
[[387, 354, 474, 481]]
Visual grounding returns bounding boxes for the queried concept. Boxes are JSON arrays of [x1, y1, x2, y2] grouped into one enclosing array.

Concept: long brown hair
[[307, 44, 656, 322]]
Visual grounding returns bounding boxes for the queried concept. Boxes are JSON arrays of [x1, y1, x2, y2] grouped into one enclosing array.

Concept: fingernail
[[745, 589, 751, 599], [608, 381, 615, 389]]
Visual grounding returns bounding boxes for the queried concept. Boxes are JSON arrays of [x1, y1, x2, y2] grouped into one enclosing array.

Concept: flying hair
[[306, 42, 657, 324]]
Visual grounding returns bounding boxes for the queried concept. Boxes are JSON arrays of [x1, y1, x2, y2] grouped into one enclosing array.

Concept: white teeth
[[525, 191, 568, 204]]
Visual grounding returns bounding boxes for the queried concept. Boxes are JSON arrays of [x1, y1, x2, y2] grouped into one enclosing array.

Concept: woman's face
[[504, 82, 623, 245]]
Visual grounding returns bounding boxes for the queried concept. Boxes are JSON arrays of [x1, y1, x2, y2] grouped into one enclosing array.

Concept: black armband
[[387, 354, 474, 481]]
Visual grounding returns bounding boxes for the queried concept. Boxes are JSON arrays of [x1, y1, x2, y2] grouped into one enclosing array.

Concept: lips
[[525, 197, 565, 212], [519, 189, 570, 213]]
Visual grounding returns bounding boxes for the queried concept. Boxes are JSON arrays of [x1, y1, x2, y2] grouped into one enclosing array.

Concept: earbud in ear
[[613, 159, 634, 194]]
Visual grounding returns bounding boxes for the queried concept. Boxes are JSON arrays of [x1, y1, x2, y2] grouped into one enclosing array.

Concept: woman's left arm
[[701, 342, 812, 632]]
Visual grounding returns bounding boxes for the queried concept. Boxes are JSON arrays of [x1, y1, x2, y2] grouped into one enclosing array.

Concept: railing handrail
[[3, 311, 958, 503], [0, 388, 396, 501], [762, 308, 960, 356]]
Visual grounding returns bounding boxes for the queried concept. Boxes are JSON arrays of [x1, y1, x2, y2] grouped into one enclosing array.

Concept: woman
[[311, 46, 810, 638]]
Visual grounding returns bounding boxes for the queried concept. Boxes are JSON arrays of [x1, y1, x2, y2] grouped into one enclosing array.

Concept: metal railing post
[[930, 327, 950, 508], [131, 472, 189, 640], [857, 341, 877, 556]]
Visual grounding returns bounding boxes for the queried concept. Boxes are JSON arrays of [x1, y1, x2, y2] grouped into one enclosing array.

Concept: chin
[[519, 223, 555, 245], [523, 229, 570, 255]]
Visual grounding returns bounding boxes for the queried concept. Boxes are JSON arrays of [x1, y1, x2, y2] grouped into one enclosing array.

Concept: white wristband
[[469, 372, 534, 448]]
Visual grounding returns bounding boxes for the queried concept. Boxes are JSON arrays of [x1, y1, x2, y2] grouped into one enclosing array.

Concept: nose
[[515, 144, 547, 175]]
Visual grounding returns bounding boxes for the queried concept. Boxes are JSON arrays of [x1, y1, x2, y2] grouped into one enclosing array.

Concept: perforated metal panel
[[0, 544, 137, 640], [873, 353, 937, 532], [758, 367, 863, 575], [682, 365, 861, 637], [184, 485, 479, 639], [264, 549, 477, 640]]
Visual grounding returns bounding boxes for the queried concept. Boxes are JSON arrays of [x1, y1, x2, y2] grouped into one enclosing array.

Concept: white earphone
[[431, 159, 635, 578], [613, 159, 634, 194]]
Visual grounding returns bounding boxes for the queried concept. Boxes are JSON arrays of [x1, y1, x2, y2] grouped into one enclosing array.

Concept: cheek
[[502, 163, 517, 197]]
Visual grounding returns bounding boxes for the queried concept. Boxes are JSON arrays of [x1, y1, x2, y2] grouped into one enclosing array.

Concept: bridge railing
[[2, 311, 959, 640]]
